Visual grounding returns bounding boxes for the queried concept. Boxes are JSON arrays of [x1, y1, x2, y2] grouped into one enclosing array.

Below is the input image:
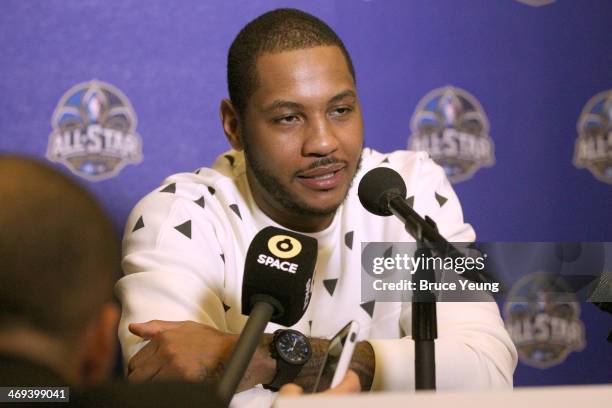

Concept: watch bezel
[[273, 329, 312, 365]]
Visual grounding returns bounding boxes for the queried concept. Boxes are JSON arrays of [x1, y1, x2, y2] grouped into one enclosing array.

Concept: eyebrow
[[328, 89, 357, 105], [261, 89, 357, 114], [262, 100, 304, 114]]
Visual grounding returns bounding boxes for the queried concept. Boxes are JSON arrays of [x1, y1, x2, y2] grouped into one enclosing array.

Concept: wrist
[[240, 333, 276, 390], [263, 329, 312, 391]]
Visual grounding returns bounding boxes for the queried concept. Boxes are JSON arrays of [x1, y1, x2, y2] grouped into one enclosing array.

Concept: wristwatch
[[263, 329, 312, 391]]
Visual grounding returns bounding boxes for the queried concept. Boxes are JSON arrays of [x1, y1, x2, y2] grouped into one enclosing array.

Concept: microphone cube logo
[[408, 86, 495, 183], [47, 80, 143, 181], [256, 235, 304, 273], [573, 90, 612, 184], [268, 235, 303, 259]]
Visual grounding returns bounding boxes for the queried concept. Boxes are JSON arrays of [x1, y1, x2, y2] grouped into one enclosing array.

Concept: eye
[[274, 115, 301, 125], [329, 106, 353, 118]]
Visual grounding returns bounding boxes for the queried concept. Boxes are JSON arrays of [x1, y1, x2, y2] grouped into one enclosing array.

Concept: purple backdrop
[[1, 0, 610, 386]]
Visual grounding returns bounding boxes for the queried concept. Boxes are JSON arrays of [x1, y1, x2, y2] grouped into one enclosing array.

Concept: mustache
[[297, 157, 344, 173]]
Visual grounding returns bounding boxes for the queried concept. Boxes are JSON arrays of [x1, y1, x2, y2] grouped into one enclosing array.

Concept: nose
[[301, 115, 339, 157]]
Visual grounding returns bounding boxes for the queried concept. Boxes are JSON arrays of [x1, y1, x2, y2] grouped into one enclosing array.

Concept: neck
[[246, 170, 335, 233], [0, 327, 76, 384]]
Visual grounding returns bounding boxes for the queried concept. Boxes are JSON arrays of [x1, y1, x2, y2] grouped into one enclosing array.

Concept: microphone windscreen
[[358, 167, 407, 216], [241, 226, 318, 326]]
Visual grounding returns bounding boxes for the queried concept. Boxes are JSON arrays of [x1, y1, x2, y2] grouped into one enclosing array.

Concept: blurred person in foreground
[[0, 155, 223, 407]]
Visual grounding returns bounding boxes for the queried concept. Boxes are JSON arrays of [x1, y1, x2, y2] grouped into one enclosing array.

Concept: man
[[0, 155, 223, 407], [118, 8, 517, 407], [0, 156, 120, 390]]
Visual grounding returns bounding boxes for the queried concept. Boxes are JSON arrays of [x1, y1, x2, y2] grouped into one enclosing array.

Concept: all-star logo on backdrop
[[47, 80, 142, 181], [573, 89, 612, 185], [503, 272, 585, 369], [408, 86, 495, 183]]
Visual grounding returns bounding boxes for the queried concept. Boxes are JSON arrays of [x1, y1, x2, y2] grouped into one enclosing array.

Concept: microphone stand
[[386, 195, 450, 391], [412, 240, 437, 390], [359, 168, 491, 391]]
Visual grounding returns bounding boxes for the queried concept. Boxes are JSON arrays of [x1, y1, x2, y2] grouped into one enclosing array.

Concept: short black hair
[[227, 8, 356, 117], [0, 155, 119, 340]]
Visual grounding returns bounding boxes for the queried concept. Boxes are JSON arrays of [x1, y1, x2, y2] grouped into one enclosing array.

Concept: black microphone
[[217, 226, 317, 404], [358, 166, 453, 247], [358, 167, 490, 283], [358, 166, 408, 217], [358, 167, 466, 257], [359, 166, 443, 390]]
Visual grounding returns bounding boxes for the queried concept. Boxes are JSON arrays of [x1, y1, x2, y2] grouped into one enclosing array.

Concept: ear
[[78, 303, 120, 386], [220, 99, 244, 151]]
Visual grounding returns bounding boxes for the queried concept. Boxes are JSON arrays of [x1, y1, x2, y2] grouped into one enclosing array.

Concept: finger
[[149, 364, 182, 382], [128, 320, 186, 339], [278, 383, 304, 396], [127, 339, 160, 375], [326, 370, 361, 394], [150, 360, 204, 383], [127, 352, 165, 383]]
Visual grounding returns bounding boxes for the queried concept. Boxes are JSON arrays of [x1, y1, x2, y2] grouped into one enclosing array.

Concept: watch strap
[[262, 330, 309, 391], [263, 359, 302, 391]]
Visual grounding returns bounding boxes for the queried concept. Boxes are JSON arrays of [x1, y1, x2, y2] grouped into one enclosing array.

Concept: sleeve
[[115, 185, 228, 363], [367, 152, 517, 391], [368, 302, 517, 390]]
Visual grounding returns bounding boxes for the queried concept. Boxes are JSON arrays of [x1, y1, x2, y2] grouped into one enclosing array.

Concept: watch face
[[276, 331, 311, 364]]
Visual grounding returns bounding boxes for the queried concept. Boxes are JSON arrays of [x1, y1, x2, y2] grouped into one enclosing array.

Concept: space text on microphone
[[256, 254, 299, 273]]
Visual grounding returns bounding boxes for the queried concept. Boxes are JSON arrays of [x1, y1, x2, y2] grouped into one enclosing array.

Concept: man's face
[[241, 46, 363, 230]]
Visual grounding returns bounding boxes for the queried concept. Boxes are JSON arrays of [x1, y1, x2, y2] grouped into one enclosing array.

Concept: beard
[[242, 136, 362, 218]]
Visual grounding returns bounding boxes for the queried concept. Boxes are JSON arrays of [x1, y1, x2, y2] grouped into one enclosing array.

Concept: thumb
[[326, 370, 361, 394], [278, 383, 304, 396], [128, 320, 185, 340]]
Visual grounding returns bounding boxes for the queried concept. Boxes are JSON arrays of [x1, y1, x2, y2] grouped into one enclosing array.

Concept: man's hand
[[278, 370, 361, 396], [126, 320, 374, 393], [127, 320, 237, 385], [289, 339, 374, 392]]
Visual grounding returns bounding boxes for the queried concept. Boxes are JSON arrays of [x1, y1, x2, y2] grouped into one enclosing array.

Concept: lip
[[297, 163, 346, 178], [296, 166, 346, 190]]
